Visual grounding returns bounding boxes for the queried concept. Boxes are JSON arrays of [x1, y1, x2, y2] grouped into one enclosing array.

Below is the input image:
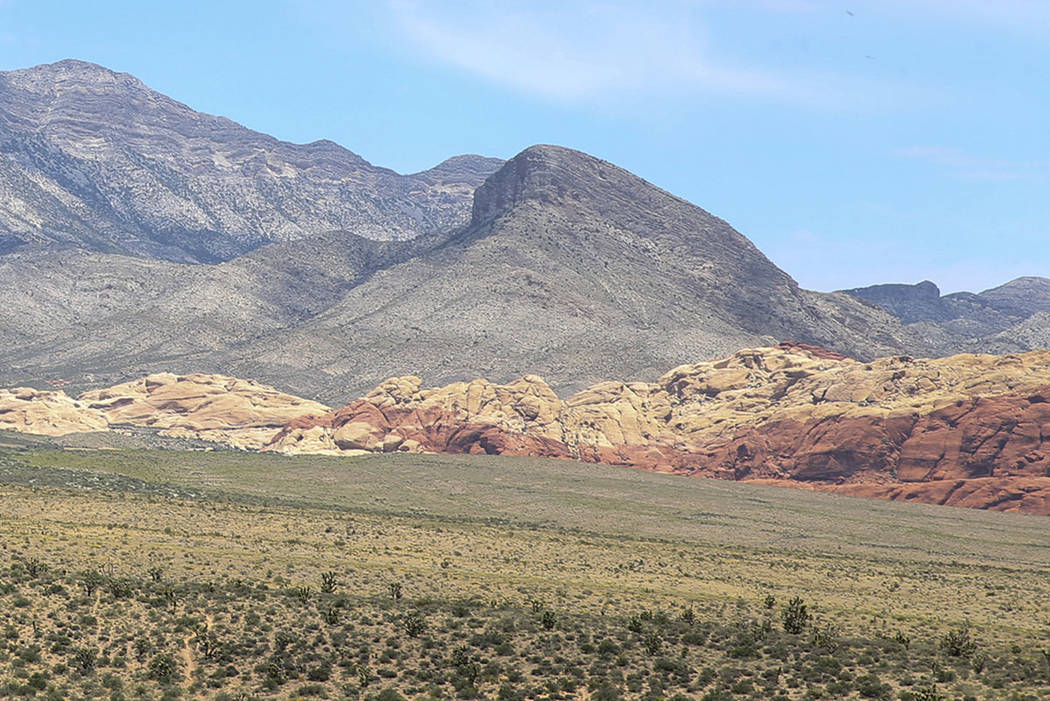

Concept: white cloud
[[385, 0, 916, 110], [896, 145, 1049, 181]]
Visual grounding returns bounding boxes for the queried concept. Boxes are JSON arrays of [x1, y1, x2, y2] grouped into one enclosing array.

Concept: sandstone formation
[[1, 373, 328, 449], [0, 387, 108, 436], [267, 343, 1050, 515], [6, 346, 1050, 514], [79, 373, 329, 449], [830, 478, 1050, 515]]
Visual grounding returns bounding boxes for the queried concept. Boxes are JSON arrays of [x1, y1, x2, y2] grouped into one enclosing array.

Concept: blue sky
[[1, 0, 1047, 293]]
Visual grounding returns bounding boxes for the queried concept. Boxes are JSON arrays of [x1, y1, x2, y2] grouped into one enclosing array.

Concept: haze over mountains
[[2, 60, 1049, 402]]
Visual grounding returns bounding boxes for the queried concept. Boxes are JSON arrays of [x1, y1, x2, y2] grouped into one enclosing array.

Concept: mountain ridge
[[1, 60, 1049, 402], [0, 59, 503, 261], [840, 276, 1050, 353]]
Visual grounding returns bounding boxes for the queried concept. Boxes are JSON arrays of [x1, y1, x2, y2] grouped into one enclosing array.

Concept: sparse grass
[[1, 441, 1050, 698]]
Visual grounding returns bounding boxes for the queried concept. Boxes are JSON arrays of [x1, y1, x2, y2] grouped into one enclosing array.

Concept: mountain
[[193, 145, 922, 400], [0, 59, 502, 262], [841, 277, 1050, 354], [2, 59, 1047, 402], [0, 230, 444, 393]]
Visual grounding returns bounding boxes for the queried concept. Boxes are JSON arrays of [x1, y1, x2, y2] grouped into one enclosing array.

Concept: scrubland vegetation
[[2, 436, 1050, 699]]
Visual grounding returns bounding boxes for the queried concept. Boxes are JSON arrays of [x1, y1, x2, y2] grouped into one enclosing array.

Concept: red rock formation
[[266, 347, 1050, 517], [698, 390, 1050, 485], [831, 478, 1050, 514], [775, 340, 852, 362]]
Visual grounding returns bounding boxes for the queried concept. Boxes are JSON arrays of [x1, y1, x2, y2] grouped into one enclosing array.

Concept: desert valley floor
[[2, 432, 1050, 700]]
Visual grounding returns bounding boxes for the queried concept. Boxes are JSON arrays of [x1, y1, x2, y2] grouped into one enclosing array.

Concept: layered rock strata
[[0, 387, 109, 436]]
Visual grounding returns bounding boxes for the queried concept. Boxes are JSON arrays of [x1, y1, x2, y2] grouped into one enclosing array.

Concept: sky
[[0, 0, 1047, 293]]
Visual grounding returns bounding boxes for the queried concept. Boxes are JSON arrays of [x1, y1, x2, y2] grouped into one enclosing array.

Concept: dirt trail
[[180, 612, 214, 689]]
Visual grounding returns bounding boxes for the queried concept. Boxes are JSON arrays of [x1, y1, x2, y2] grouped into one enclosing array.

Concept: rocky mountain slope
[[841, 277, 1050, 354], [2, 59, 1049, 402], [188, 145, 923, 400], [0, 230, 445, 393], [0, 59, 501, 261]]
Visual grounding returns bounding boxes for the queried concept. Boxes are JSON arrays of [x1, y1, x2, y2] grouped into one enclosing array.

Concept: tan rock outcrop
[[2, 373, 329, 449], [0, 387, 109, 436], [79, 373, 329, 449], [267, 374, 568, 457]]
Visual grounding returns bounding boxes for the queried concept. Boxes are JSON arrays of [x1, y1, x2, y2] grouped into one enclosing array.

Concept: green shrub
[[147, 653, 179, 684]]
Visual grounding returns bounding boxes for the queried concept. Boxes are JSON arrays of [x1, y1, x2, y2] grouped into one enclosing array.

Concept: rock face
[[0, 387, 108, 436], [1, 373, 328, 448], [79, 373, 329, 449], [267, 344, 1050, 515], [0, 60, 502, 261]]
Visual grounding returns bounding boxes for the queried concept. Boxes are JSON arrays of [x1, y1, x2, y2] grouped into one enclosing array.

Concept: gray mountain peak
[[0, 59, 502, 262]]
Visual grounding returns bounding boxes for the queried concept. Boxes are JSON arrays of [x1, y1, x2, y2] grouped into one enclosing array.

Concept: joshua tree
[[80, 571, 104, 596], [162, 585, 179, 612], [782, 596, 810, 634], [940, 626, 978, 658], [24, 558, 48, 578], [320, 571, 338, 593], [403, 610, 427, 637], [195, 631, 222, 659], [148, 653, 179, 684]]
